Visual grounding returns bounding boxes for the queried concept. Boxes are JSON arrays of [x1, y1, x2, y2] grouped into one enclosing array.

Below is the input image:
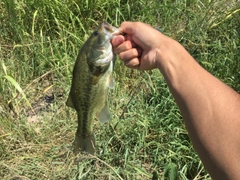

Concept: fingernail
[[117, 36, 124, 44], [112, 36, 122, 45]]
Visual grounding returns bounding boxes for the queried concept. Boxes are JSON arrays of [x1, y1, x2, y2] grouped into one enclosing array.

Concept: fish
[[66, 21, 120, 154]]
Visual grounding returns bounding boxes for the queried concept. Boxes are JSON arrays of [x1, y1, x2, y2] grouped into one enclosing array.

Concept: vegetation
[[0, 0, 239, 179]]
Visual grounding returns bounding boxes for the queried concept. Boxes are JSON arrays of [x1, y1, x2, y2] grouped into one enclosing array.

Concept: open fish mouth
[[101, 22, 123, 42], [101, 28, 122, 45], [110, 29, 123, 38], [102, 21, 122, 36]]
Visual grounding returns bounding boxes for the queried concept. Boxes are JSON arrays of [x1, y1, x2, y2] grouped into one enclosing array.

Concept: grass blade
[[3, 75, 32, 110]]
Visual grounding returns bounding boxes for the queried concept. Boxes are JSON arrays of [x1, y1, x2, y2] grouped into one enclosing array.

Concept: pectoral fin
[[98, 104, 110, 123], [92, 74, 103, 85], [108, 74, 115, 89], [91, 64, 110, 85]]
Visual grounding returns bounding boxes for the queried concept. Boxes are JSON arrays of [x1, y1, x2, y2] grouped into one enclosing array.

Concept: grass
[[0, 0, 240, 179]]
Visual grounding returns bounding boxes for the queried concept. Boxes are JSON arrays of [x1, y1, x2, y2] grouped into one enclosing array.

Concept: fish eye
[[93, 31, 98, 36]]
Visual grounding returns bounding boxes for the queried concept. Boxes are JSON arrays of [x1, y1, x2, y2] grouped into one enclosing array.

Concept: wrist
[[155, 35, 202, 92], [155, 35, 180, 71]]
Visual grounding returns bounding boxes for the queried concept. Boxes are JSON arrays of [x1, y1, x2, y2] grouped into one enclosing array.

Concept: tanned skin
[[111, 22, 240, 180]]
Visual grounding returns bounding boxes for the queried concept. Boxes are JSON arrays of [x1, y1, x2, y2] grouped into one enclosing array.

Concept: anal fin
[[98, 104, 110, 124]]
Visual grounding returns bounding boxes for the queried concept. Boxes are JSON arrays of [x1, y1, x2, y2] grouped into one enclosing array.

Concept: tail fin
[[73, 132, 96, 154]]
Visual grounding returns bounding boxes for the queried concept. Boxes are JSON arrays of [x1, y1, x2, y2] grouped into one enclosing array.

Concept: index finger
[[111, 35, 125, 47]]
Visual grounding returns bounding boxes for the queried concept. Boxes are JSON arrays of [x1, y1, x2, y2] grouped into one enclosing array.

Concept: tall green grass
[[0, 0, 239, 179]]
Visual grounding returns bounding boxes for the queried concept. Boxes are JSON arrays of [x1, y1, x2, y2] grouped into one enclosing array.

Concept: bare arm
[[158, 37, 240, 179], [112, 22, 240, 179]]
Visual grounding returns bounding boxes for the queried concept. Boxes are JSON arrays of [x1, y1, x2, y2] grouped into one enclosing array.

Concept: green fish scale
[[66, 21, 116, 154], [73, 61, 109, 138]]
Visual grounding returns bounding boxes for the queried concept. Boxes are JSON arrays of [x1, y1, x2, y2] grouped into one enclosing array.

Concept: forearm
[[156, 36, 240, 179]]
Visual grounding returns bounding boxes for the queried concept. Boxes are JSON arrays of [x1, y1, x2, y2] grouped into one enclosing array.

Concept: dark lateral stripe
[[81, 75, 93, 137]]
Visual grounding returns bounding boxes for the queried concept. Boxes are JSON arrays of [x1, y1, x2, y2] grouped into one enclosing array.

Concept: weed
[[0, 0, 239, 179]]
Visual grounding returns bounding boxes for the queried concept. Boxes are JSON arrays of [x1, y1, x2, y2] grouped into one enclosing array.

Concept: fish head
[[86, 21, 120, 68]]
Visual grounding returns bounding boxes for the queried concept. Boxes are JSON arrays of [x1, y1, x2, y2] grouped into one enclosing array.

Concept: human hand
[[111, 21, 164, 70]]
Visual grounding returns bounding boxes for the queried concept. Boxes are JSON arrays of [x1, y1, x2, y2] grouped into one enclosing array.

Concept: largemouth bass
[[66, 21, 120, 154]]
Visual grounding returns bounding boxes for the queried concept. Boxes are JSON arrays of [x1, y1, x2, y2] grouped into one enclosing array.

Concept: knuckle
[[125, 41, 132, 49], [118, 52, 126, 60], [133, 48, 139, 57]]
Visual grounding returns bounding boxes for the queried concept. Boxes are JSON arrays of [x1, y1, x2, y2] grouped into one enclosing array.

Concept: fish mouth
[[110, 28, 123, 38], [101, 22, 123, 42], [102, 22, 121, 35], [93, 22, 122, 65], [109, 27, 124, 40], [101, 30, 121, 47], [102, 29, 122, 45]]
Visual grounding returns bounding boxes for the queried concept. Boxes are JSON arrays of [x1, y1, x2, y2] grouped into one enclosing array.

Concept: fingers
[[111, 32, 143, 69], [112, 34, 136, 51], [118, 47, 143, 69], [112, 33, 139, 52], [118, 48, 140, 61], [123, 58, 140, 69], [112, 37, 142, 60], [114, 40, 135, 54], [111, 35, 125, 47], [111, 21, 160, 70]]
